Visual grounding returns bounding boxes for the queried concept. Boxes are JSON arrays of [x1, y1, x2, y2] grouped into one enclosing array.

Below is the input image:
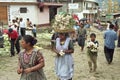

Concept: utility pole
[[107, 0, 113, 13]]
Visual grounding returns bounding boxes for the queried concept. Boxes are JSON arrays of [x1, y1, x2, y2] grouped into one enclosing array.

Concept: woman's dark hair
[[90, 33, 96, 38], [59, 32, 69, 38], [23, 35, 37, 46]]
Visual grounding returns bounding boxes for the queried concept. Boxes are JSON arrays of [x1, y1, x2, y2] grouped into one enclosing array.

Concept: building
[[82, 0, 98, 22], [58, 0, 98, 22], [0, 0, 63, 26]]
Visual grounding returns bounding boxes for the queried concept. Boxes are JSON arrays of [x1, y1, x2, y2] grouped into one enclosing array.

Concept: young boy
[[87, 33, 99, 72], [32, 24, 37, 37]]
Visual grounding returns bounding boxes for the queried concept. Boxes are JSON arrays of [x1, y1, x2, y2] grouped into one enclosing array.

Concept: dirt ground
[[0, 28, 120, 80]]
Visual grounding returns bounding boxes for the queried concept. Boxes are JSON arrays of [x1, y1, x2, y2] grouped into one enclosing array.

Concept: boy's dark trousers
[[33, 32, 36, 37], [10, 39, 20, 56], [104, 46, 114, 64], [20, 28, 26, 36]]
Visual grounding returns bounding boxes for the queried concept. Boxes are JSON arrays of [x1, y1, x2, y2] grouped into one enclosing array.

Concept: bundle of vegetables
[[2, 34, 10, 53], [52, 13, 75, 33], [87, 41, 98, 53], [36, 33, 52, 48], [37, 33, 52, 40]]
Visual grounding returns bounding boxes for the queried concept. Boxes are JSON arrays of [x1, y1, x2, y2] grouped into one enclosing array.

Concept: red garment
[[8, 30, 18, 39]]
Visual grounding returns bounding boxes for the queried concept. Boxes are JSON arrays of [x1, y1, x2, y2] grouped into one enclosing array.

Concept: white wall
[[38, 6, 50, 24], [9, 5, 39, 25]]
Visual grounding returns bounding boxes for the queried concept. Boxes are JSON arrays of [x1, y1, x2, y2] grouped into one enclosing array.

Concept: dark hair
[[23, 35, 37, 46], [109, 24, 114, 29], [107, 21, 112, 24], [20, 18, 23, 21], [12, 19, 16, 23], [59, 33, 69, 38], [90, 33, 96, 38], [8, 28, 13, 33], [27, 18, 29, 21], [33, 24, 36, 27]]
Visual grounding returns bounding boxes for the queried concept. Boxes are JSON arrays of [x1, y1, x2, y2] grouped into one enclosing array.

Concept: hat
[[8, 28, 13, 33]]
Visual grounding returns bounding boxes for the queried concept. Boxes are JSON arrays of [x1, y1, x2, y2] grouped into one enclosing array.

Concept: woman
[[78, 23, 87, 51], [17, 35, 46, 80], [117, 29, 120, 47], [53, 33, 74, 80]]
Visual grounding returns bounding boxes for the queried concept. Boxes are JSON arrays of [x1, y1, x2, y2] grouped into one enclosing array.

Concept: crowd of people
[[7, 17, 37, 56], [7, 18, 46, 80], [50, 20, 119, 80], [9, 17, 37, 37], [2, 16, 120, 80]]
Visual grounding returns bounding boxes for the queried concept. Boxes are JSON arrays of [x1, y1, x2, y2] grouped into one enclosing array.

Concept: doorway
[[49, 6, 57, 23], [0, 6, 8, 24]]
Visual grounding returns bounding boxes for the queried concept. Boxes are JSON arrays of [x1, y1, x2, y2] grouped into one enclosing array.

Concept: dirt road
[[0, 28, 120, 80]]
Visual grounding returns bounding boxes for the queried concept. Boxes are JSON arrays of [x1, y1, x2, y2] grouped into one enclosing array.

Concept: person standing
[[8, 28, 20, 57], [26, 18, 32, 28], [53, 32, 74, 80], [87, 33, 99, 72], [17, 35, 47, 80], [32, 24, 37, 38], [78, 23, 87, 52], [19, 18, 26, 36], [104, 24, 117, 64], [9, 19, 18, 31], [15, 17, 20, 33]]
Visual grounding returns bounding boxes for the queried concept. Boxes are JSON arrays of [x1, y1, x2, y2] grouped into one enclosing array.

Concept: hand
[[24, 68, 32, 74], [57, 53, 60, 57], [17, 68, 23, 74], [63, 50, 66, 53]]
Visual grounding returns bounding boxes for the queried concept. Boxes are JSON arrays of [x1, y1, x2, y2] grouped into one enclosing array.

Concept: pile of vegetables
[[36, 33, 52, 48], [0, 34, 10, 56]]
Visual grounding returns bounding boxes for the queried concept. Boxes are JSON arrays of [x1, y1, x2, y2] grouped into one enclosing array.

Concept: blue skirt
[[78, 36, 85, 47]]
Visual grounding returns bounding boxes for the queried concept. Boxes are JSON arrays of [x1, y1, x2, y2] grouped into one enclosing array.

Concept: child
[[17, 35, 46, 80], [87, 33, 99, 72], [32, 24, 37, 37]]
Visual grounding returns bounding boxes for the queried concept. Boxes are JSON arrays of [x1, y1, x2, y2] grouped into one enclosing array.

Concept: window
[[20, 7, 27, 13], [40, 7, 44, 12]]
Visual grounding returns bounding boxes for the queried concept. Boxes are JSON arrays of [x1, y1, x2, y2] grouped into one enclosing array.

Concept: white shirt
[[19, 21, 25, 28], [10, 23, 18, 31], [11, 25, 17, 31]]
